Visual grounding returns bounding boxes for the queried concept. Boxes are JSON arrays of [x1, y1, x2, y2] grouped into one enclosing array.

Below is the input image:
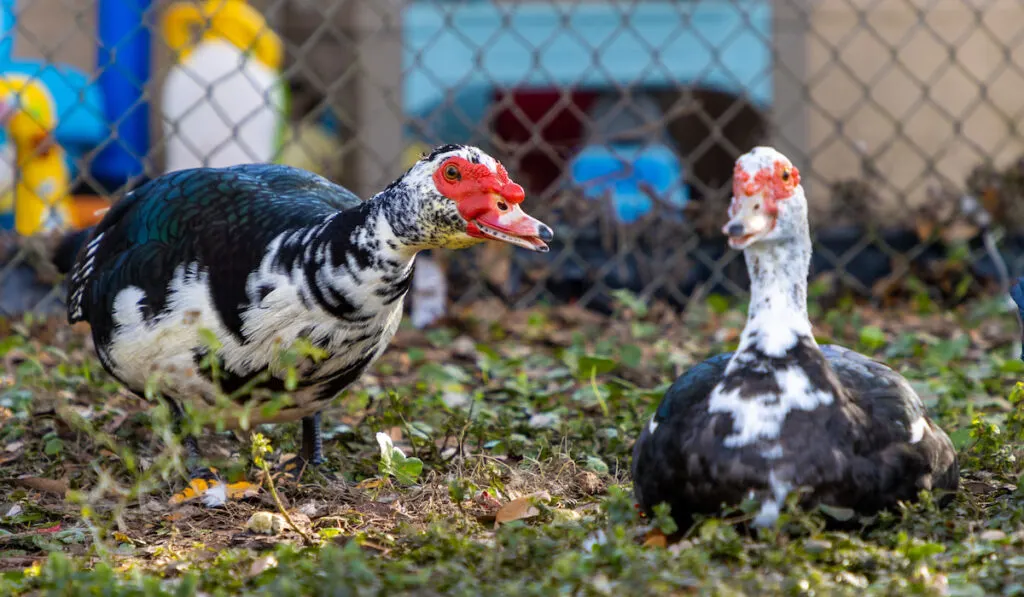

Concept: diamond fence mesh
[[0, 0, 1021, 321]]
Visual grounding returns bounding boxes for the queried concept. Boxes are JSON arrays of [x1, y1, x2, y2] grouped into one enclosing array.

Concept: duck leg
[[279, 411, 328, 481], [168, 401, 255, 507], [303, 412, 325, 467], [181, 435, 205, 474]]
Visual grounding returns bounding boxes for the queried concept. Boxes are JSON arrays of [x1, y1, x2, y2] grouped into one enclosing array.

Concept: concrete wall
[[13, 0, 96, 73], [802, 0, 1024, 223]]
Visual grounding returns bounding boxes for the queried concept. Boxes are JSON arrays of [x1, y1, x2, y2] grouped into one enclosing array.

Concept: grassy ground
[[0, 288, 1022, 596]]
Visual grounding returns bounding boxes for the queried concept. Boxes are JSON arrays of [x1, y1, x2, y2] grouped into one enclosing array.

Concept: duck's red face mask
[[722, 158, 800, 250], [432, 157, 552, 252]]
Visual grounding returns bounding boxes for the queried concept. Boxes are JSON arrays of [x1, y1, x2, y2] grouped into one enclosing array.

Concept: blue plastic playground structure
[[0, 0, 149, 198], [403, 1, 772, 133], [0, 0, 107, 180], [403, 0, 772, 222], [0, 0, 148, 315], [93, 0, 151, 186]]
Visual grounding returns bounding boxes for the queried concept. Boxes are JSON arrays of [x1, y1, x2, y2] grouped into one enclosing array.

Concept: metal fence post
[[347, 0, 405, 198]]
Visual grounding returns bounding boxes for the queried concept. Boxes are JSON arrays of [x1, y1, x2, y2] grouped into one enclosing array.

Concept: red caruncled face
[[432, 156, 551, 252], [723, 156, 801, 249], [731, 160, 800, 217]]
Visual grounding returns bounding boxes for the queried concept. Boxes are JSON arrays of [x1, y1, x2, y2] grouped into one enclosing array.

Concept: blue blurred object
[[568, 94, 688, 223], [569, 145, 688, 223], [0, 0, 14, 61], [403, 0, 772, 142], [93, 0, 152, 187]]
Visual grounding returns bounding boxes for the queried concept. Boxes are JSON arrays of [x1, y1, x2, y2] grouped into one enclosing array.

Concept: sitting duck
[[631, 147, 958, 528]]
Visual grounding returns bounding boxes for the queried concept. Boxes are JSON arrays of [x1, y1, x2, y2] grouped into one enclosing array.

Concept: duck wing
[[66, 165, 364, 347], [819, 344, 959, 505]]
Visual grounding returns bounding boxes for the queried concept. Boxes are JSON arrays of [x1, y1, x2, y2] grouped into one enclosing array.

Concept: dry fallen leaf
[[162, 505, 203, 523], [297, 502, 318, 518], [13, 476, 68, 496], [226, 481, 260, 501], [574, 471, 605, 496], [643, 529, 667, 548], [356, 478, 387, 490], [494, 491, 550, 529]]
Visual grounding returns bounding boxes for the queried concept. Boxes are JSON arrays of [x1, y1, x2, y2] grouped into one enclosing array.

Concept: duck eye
[[496, 200, 508, 211], [781, 170, 790, 181], [443, 164, 460, 182]]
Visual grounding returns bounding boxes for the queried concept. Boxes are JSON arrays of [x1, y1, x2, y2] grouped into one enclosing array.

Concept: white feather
[[752, 471, 792, 527], [201, 483, 228, 508], [742, 311, 813, 359], [908, 416, 927, 444], [105, 226, 409, 427], [709, 366, 834, 449], [69, 231, 106, 320]]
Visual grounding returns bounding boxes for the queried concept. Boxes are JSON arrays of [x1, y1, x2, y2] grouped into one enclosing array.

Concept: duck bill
[[722, 193, 775, 250], [469, 202, 553, 253]]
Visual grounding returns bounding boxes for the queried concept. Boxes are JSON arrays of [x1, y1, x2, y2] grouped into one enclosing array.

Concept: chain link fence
[[0, 0, 1021, 320]]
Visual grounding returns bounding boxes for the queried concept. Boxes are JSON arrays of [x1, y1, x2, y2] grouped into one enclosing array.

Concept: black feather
[[66, 165, 367, 346], [632, 344, 958, 530]]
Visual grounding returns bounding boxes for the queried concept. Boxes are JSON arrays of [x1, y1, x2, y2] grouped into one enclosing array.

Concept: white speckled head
[[389, 144, 552, 252], [722, 146, 806, 250], [401, 145, 499, 185]]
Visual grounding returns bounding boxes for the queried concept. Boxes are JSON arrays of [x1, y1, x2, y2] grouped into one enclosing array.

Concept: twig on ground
[[253, 442, 315, 546]]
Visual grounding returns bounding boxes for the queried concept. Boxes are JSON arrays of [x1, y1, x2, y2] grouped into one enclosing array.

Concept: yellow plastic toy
[[163, 0, 282, 70], [161, 0, 288, 172], [0, 74, 72, 236]]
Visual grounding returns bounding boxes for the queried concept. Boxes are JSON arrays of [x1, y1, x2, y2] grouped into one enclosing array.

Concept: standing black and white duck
[[55, 144, 553, 506], [631, 146, 958, 528]]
